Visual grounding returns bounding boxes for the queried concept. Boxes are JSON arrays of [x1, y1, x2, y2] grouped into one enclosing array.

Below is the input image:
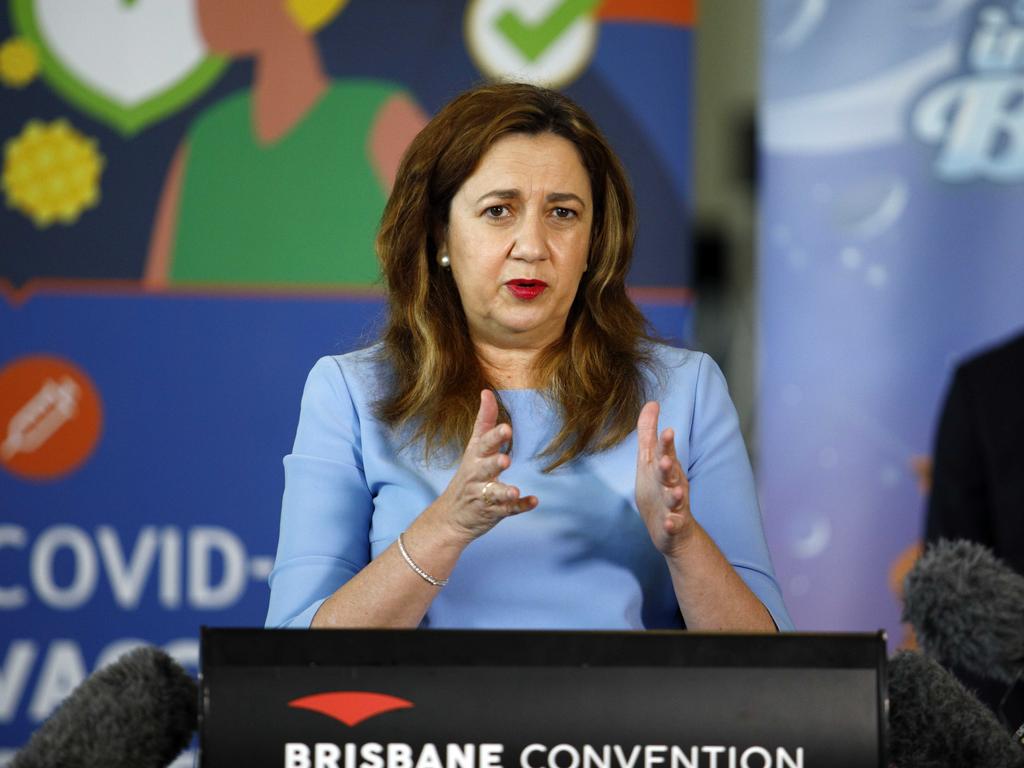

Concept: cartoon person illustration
[[145, 0, 427, 288]]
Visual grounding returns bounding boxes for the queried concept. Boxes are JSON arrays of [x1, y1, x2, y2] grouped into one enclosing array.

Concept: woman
[[266, 83, 792, 632]]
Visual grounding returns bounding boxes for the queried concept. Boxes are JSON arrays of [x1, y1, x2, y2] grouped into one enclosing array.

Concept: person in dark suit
[[927, 331, 1024, 572], [925, 329, 1024, 728]]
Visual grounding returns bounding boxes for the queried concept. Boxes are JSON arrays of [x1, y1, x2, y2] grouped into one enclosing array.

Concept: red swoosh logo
[[288, 692, 414, 727]]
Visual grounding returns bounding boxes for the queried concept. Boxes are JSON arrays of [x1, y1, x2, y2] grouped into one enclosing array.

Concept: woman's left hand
[[635, 401, 696, 556]]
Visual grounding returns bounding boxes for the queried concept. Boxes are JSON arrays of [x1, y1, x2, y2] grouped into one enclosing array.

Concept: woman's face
[[444, 132, 593, 352]]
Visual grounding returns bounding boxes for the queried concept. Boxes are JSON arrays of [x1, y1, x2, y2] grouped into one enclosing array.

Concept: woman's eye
[[552, 207, 576, 219], [485, 205, 508, 218]]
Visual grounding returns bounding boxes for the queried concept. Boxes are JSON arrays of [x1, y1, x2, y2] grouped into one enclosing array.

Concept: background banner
[[760, 0, 1024, 645], [0, 0, 694, 757]]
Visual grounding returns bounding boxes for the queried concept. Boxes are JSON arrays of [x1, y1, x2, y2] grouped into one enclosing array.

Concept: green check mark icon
[[495, 0, 602, 62]]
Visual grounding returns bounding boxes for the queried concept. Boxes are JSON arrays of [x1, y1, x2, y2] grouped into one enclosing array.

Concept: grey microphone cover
[[888, 650, 1024, 768], [903, 538, 1024, 684], [11, 645, 197, 768]]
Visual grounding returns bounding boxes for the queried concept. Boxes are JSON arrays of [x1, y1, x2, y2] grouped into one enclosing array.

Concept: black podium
[[199, 629, 886, 768]]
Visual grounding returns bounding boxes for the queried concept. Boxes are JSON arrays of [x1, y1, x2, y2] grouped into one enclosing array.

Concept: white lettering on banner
[[187, 526, 247, 608], [613, 746, 641, 768], [287, 744, 312, 768], [0, 641, 36, 721], [0, 637, 198, 724], [363, 742, 385, 768], [522, 745, 545, 768], [390, 743, 414, 768], [160, 527, 183, 607], [480, 746, 503, 768], [317, 743, 343, 768], [27, 640, 85, 721], [164, 638, 199, 670], [0, 527, 28, 609], [97, 527, 159, 609], [0, 524, 269, 610], [913, 5, 1024, 180], [549, 746, 579, 768], [285, 746, 803, 768], [418, 745, 444, 768], [31, 526, 98, 609], [449, 744, 477, 768]]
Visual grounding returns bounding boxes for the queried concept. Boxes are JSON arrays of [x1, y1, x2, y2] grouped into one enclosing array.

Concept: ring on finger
[[482, 480, 497, 507]]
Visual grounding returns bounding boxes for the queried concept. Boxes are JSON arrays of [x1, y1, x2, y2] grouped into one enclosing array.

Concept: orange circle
[[0, 355, 103, 480]]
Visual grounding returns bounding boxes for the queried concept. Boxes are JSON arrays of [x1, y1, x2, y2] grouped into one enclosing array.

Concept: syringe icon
[[1, 376, 81, 461]]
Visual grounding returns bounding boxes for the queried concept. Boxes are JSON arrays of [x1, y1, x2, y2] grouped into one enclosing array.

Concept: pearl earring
[[439, 253, 451, 268]]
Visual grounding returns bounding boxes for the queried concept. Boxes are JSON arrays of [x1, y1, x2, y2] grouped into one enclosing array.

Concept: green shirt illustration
[[169, 80, 403, 286]]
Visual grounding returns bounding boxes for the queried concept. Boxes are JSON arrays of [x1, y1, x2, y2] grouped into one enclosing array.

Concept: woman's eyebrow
[[473, 190, 587, 208], [547, 192, 586, 208], [475, 189, 520, 204]]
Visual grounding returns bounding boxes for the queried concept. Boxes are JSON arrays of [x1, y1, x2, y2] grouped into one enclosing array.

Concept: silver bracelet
[[397, 532, 448, 587]]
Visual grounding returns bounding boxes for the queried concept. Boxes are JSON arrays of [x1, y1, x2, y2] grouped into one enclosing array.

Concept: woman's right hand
[[432, 390, 538, 544]]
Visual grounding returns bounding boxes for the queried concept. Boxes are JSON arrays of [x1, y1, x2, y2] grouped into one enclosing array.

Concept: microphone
[[888, 650, 1024, 767], [11, 645, 197, 768], [903, 539, 1024, 684]]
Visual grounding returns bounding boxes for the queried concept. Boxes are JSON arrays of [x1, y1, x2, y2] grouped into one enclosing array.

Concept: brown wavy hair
[[375, 82, 657, 471]]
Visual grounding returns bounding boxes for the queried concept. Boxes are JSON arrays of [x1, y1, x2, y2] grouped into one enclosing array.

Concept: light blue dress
[[266, 344, 793, 630]]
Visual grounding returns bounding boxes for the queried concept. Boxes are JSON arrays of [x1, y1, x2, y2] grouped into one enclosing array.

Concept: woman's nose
[[509, 212, 548, 262]]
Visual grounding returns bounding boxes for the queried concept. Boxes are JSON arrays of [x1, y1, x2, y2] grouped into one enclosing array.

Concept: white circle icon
[[465, 0, 600, 88]]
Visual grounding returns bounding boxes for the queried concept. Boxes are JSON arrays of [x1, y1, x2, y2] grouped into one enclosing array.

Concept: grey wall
[[694, 0, 760, 459]]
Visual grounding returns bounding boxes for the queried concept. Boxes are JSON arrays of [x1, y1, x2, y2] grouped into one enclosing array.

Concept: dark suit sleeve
[[925, 366, 993, 546]]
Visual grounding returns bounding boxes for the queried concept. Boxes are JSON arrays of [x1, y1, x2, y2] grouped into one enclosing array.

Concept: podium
[[199, 629, 886, 768]]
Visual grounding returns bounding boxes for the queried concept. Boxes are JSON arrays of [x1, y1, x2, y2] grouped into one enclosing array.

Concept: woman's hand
[[635, 401, 696, 556], [433, 390, 538, 544]]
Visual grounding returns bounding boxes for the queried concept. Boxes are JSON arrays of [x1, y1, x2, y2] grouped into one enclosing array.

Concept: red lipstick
[[505, 279, 547, 300]]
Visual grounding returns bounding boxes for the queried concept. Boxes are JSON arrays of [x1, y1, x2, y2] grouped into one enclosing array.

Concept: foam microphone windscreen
[[11, 645, 197, 768], [888, 650, 1024, 768], [903, 538, 1024, 684]]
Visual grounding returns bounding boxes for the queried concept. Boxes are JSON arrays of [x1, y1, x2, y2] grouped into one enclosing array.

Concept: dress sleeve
[[687, 353, 794, 631], [265, 357, 374, 628]]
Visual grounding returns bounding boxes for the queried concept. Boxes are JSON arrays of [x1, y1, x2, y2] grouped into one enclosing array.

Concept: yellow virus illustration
[[2, 119, 105, 228], [0, 37, 40, 88], [286, 0, 348, 31]]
